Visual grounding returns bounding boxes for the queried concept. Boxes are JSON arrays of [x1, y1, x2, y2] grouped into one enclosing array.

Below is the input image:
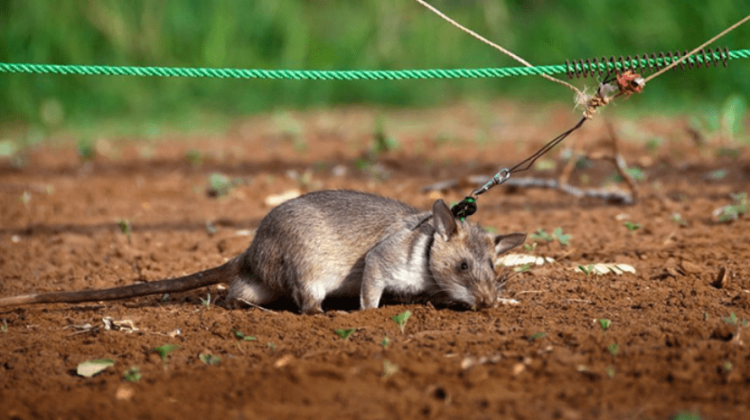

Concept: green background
[[2, 0, 749, 132]]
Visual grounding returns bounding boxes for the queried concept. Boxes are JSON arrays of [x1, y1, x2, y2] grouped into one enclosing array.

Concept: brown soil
[[1, 102, 749, 420]]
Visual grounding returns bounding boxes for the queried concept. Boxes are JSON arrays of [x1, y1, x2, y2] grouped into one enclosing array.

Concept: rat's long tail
[[0, 259, 237, 308]]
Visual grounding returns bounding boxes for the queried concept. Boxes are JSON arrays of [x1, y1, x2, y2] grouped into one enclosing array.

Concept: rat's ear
[[433, 199, 458, 240], [494, 233, 527, 255]]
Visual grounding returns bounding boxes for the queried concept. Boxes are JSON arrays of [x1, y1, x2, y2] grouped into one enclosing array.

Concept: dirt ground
[[1, 102, 749, 420]]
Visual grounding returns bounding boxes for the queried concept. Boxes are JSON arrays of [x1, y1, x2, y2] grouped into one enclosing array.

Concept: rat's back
[[228, 190, 422, 311]]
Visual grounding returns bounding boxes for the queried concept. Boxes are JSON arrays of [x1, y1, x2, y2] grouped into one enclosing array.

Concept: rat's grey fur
[[227, 190, 525, 313], [0, 190, 525, 312]]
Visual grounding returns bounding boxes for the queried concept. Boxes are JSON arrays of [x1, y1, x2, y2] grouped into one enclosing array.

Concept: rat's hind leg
[[293, 283, 327, 314], [225, 278, 278, 309]]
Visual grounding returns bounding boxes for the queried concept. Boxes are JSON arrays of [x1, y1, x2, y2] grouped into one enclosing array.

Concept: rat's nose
[[473, 287, 498, 309]]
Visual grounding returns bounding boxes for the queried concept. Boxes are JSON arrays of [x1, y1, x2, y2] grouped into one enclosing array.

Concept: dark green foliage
[[2, 1, 748, 128]]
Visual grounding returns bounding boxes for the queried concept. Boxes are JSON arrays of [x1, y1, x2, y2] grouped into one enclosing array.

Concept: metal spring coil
[[566, 47, 729, 78]]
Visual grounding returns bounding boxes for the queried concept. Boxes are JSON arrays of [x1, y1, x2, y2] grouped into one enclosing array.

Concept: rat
[[0, 190, 526, 313]]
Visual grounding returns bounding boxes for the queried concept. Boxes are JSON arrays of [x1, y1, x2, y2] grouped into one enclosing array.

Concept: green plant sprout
[[267, 342, 277, 352], [722, 313, 738, 325], [608, 343, 619, 357], [199, 353, 221, 366], [715, 192, 748, 222], [515, 263, 533, 273], [391, 310, 412, 334], [185, 149, 204, 166], [528, 332, 547, 342], [232, 329, 257, 341], [124, 366, 142, 382], [705, 168, 727, 180], [530, 228, 570, 246], [552, 228, 571, 246], [205, 220, 218, 235], [335, 328, 356, 340], [671, 212, 687, 226], [623, 221, 642, 232], [152, 344, 180, 364], [529, 229, 553, 242], [200, 293, 211, 309], [1, 319, 7, 333], [76, 138, 96, 161], [118, 219, 132, 243], [206, 172, 234, 197], [372, 115, 399, 154], [578, 264, 595, 276], [605, 366, 616, 378], [523, 242, 537, 252], [599, 319, 612, 331], [380, 336, 391, 348], [722, 361, 733, 373], [672, 411, 703, 420]]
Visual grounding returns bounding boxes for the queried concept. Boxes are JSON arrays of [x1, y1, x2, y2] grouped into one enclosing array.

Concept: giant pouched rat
[[0, 190, 526, 313]]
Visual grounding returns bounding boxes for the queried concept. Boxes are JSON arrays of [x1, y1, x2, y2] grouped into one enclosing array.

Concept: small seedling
[[623, 221, 642, 232], [382, 360, 399, 378], [722, 361, 733, 373], [529, 229, 554, 242], [152, 344, 180, 364], [578, 264, 595, 276], [671, 212, 687, 226], [715, 192, 748, 222], [77, 359, 115, 378], [515, 263, 533, 273], [523, 242, 537, 252], [199, 353, 221, 366], [380, 336, 391, 348], [124, 366, 142, 382], [118, 219, 132, 243], [391, 310, 412, 334], [607, 343, 619, 357], [527, 332, 547, 342], [206, 172, 234, 198], [1, 319, 7, 333], [205, 220, 217, 235], [672, 411, 703, 420], [605, 366, 615, 378], [530, 228, 570, 246], [161, 293, 170, 302], [335, 328, 356, 340], [372, 115, 399, 154], [722, 313, 738, 325], [232, 329, 257, 341], [199, 293, 211, 310], [185, 149, 204, 166], [705, 168, 727, 180], [267, 342, 277, 352], [626, 167, 645, 181], [76, 138, 96, 161], [552, 227, 571, 246], [703, 312, 709, 321], [598, 319, 612, 331], [645, 137, 662, 151]]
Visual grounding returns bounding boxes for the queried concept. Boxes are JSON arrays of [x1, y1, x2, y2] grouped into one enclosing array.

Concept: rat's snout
[[472, 283, 499, 309]]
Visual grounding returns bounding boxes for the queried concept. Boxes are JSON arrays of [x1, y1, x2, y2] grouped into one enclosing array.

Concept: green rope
[[0, 49, 747, 81]]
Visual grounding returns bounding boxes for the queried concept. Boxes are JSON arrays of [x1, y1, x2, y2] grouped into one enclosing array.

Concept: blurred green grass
[[1, 0, 749, 132]]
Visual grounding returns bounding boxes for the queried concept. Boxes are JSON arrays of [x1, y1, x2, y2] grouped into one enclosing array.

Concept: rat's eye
[[488, 260, 494, 270], [458, 261, 469, 271]]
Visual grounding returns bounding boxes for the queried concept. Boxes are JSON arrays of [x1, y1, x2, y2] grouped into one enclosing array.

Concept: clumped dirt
[[1, 102, 749, 420]]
